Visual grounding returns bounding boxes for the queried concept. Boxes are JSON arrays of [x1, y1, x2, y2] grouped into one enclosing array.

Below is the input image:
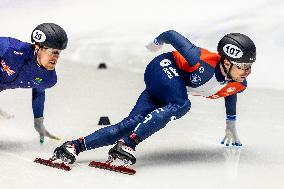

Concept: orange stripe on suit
[[172, 49, 221, 73], [172, 51, 200, 72], [200, 48, 221, 68], [207, 82, 246, 99]]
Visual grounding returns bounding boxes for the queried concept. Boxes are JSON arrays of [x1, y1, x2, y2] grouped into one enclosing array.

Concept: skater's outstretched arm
[[146, 30, 200, 66], [32, 88, 59, 143]]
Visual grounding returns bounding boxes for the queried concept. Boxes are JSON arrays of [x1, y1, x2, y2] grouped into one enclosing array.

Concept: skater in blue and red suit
[[53, 30, 256, 165], [0, 23, 68, 143]]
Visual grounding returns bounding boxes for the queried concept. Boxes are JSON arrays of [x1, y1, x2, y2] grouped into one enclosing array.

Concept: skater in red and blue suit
[[53, 30, 256, 165]]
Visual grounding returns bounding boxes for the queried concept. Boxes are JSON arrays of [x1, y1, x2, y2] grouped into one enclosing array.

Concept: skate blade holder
[[34, 158, 72, 171], [89, 160, 136, 175]]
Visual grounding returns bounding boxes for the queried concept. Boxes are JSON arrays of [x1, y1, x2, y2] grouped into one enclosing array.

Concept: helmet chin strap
[[220, 59, 234, 81]]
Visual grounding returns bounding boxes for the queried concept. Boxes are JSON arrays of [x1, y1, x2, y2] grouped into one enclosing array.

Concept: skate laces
[[119, 141, 135, 155]]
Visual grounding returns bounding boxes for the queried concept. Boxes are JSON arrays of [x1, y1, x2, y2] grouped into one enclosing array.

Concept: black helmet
[[217, 33, 256, 63], [31, 23, 68, 50]]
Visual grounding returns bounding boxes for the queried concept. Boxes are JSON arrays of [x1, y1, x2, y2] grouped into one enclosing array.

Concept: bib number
[[223, 44, 243, 58]]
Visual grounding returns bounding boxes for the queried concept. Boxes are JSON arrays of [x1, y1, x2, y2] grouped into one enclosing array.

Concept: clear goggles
[[230, 61, 253, 70], [42, 47, 62, 56]]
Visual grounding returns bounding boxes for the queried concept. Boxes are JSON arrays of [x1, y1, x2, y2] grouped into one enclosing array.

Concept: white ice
[[0, 0, 284, 188]]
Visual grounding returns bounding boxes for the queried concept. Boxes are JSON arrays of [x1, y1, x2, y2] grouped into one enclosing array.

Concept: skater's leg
[[72, 90, 161, 154], [109, 99, 190, 164], [123, 100, 190, 149], [122, 53, 190, 149]]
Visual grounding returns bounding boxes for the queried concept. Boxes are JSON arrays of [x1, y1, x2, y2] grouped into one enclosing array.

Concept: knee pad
[[118, 114, 145, 133], [142, 100, 191, 125], [164, 100, 191, 119], [127, 100, 191, 143]]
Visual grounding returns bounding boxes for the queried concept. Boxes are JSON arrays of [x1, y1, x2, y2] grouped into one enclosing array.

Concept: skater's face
[[35, 45, 62, 70], [223, 59, 252, 82]]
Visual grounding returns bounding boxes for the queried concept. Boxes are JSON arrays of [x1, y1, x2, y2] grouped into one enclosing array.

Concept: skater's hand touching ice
[[34, 117, 60, 143], [221, 120, 242, 146]]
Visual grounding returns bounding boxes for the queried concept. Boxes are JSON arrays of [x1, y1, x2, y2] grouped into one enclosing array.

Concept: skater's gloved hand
[[221, 120, 242, 146], [146, 39, 163, 52], [34, 117, 60, 143]]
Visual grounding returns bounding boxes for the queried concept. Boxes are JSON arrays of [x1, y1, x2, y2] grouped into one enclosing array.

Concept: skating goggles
[[42, 47, 62, 56], [230, 61, 253, 70]]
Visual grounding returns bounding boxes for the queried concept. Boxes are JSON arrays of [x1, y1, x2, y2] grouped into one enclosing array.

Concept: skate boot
[[52, 141, 77, 164], [108, 141, 136, 165]]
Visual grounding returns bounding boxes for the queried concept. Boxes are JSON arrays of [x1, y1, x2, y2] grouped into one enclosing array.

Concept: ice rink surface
[[1, 0, 284, 188]]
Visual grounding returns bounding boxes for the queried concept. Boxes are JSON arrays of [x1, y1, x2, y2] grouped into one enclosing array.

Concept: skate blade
[[89, 160, 136, 175], [34, 157, 71, 171]]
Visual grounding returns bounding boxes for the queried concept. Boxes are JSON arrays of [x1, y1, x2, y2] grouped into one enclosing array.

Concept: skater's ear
[[223, 59, 231, 67], [34, 44, 41, 52]]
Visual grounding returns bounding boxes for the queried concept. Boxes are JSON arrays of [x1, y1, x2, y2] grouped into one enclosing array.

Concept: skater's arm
[[224, 78, 247, 118], [225, 93, 237, 120], [32, 88, 59, 142], [222, 93, 242, 146], [32, 88, 45, 118], [155, 30, 200, 66]]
